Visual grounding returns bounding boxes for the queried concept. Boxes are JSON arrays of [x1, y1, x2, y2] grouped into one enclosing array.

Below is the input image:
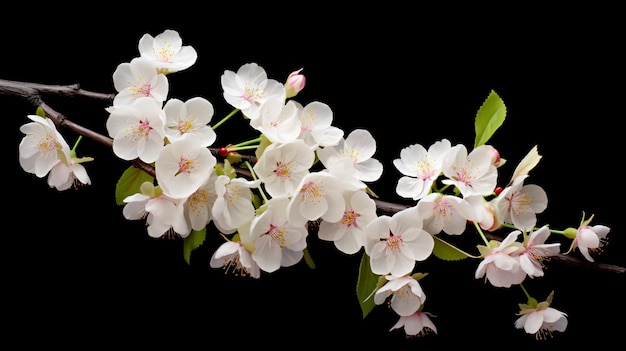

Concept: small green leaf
[[356, 253, 379, 318], [115, 166, 154, 205], [183, 228, 207, 265], [474, 90, 506, 148], [431, 235, 474, 261]]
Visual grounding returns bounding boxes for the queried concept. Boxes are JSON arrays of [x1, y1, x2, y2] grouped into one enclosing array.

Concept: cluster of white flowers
[[17, 29, 612, 341]]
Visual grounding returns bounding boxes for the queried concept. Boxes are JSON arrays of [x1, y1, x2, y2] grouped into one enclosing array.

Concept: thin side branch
[[0, 78, 115, 101], [5, 78, 624, 276]]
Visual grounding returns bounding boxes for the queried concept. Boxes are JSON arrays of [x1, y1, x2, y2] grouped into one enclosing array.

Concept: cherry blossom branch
[[4, 78, 624, 276]]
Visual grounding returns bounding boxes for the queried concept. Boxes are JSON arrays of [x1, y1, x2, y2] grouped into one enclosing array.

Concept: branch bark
[[4, 78, 624, 276]]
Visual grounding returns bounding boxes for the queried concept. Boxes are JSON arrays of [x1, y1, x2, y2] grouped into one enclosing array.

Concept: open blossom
[[106, 96, 166, 164], [253, 139, 315, 198], [374, 275, 426, 316], [122, 181, 190, 238], [519, 225, 561, 278], [317, 128, 383, 183], [249, 98, 301, 143], [295, 100, 343, 149], [155, 138, 217, 200], [163, 97, 217, 147], [138, 29, 197, 74], [110, 57, 169, 109], [393, 138, 452, 201], [317, 189, 378, 255], [493, 174, 548, 232], [287, 171, 347, 227], [221, 62, 286, 118], [210, 233, 260, 279], [364, 206, 434, 277], [318, 152, 366, 191], [475, 230, 526, 287], [19, 114, 72, 178], [441, 144, 498, 197], [390, 311, 437, 338], [515, 291, 568, 339], [184, 171, 218, 231], [568, 214, 611, 262], [246, 197, 309, 273], [47, 154, 92, 191], [212, 175, 262, 234], [417, 192, 478, 235]]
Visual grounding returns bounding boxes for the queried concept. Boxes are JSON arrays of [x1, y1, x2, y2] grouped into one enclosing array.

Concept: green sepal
[[115, 165, 155, 205], [226, 152, 243, 165], [183, 228, 207, 265], [432, 235, 474, 261], [223, 159, 237, 179], [255, 134, 272, 160], [356, 253, 379, 318], [35, 106, 46, 118], [474, 90, 506, 148], [303, 247, 316, 269]]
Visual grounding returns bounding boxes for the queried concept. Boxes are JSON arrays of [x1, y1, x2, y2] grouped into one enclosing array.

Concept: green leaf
[[356, 253, 379, 318], [115, 166, 154, 205], [431, 235, 474, 261], [183, 228, 207, 265], [474, 90, 507, 148]]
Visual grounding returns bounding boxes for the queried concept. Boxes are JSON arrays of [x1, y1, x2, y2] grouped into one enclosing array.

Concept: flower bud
[[285, 68, 305, 98], [485, 145, 505, 167]]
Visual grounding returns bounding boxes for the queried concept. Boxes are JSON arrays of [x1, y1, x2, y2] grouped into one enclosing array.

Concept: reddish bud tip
[[494, 186, 503, 196], [218, 147, 229, 157]]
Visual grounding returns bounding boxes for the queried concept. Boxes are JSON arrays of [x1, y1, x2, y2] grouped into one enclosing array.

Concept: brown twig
[[5, 78, 624, 276]]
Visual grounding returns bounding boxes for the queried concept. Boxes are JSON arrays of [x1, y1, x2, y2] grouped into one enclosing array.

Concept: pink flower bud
[[285, 68, 305, 98], [486, 145, 502, 166]]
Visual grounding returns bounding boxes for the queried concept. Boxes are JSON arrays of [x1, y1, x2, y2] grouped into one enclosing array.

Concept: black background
[[3, 5, 625, 348]]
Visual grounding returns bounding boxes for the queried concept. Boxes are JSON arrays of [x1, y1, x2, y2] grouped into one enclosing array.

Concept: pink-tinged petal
[[392, 291, 422, 316], [146, 216, 170, 238], [390, 254, 414, 277], [402, 231, 434, 261], [578, 228, 600, 251], [592, 225, 611, 239], [334, 229, 363, 255], [370, 253, 390, 276], [501, 230, 521, 246], [280, 248, 304, 267], [524, 184, 548, 213], [552, 315, 568, 332], [512, 209, 537, 232], [514, 314, 528, 329], [542, 307, 566, 323], [211, 242, 240, 261], [519, 254, 543, 277], [475, 261, 488, 279], [529, 225, 551, 245], [252, 237, 282, 273], [355, 158, 383, 182], [402, 315, 423, 335], [420, 313, 438, 334], [492, 253, 519, 271], [345, 129, 376, 160], [523, 311, 544, 334], [396, 177, 427, 200]]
